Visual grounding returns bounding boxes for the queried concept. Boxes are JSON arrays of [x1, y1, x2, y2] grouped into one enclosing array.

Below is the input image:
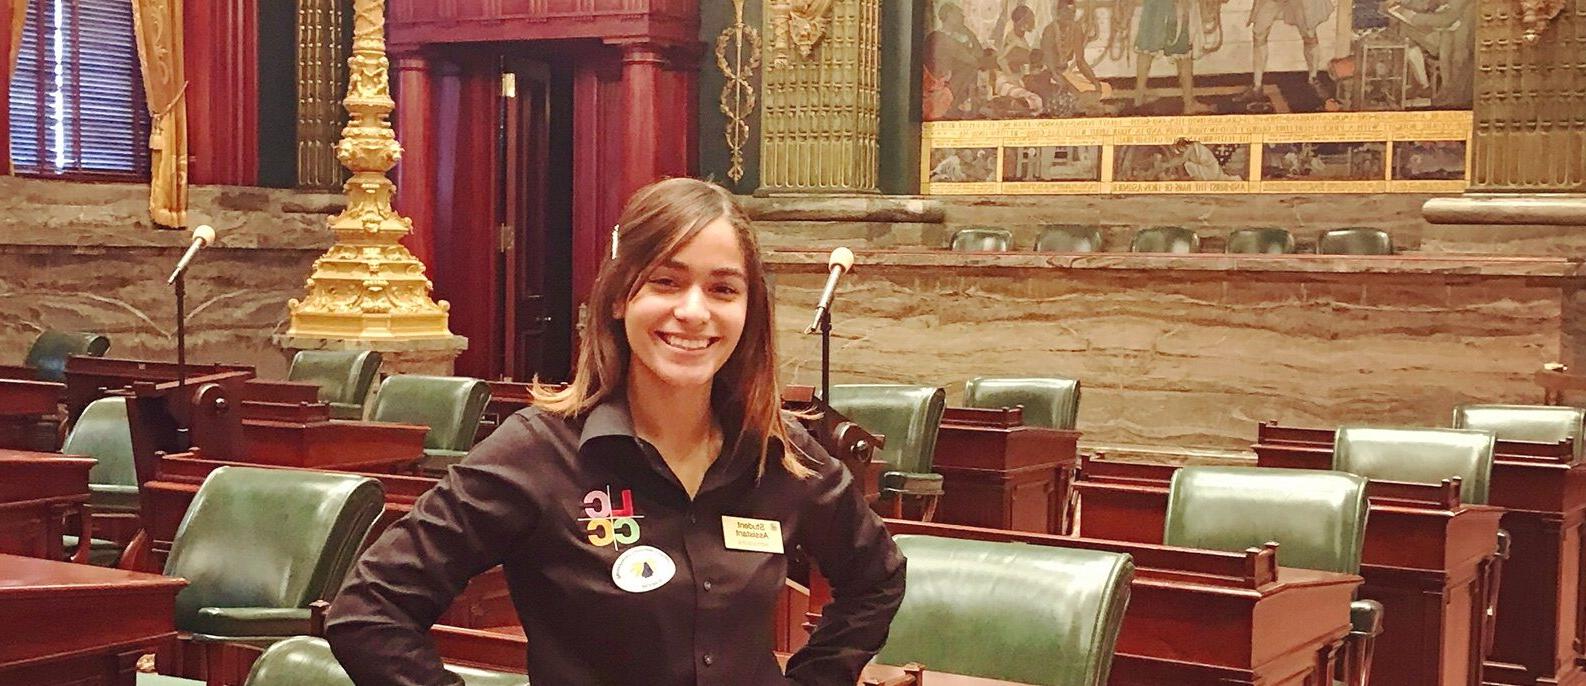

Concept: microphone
[[167, 225, 216, 284], [804, 247, 855, 334]]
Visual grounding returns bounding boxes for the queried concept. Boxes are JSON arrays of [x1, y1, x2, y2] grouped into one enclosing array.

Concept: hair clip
[[610, 224, 620, 260]]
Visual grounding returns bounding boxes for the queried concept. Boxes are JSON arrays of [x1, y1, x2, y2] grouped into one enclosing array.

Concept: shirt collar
[[578, 395, 639, 450]]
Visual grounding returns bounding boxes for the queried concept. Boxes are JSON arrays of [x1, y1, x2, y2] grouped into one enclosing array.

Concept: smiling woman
[[326, 177, 907, 686]]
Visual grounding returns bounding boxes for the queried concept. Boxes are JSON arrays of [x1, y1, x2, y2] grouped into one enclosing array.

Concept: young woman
[[326, 178, 906, 685]]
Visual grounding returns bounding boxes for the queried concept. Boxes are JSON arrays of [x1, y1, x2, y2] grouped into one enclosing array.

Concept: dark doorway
[[497, 57, 575, 382]]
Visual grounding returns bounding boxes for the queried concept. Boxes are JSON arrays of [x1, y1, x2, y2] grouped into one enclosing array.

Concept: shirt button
[[702, 580, 713, 591], [702, 654, 714, 667], [687, 513, 697, 524]]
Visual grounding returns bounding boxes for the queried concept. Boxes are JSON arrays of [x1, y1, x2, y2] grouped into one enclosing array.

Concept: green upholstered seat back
[[876, 535, 1133, 686], [1034, 226, 1102, 253], [1333, 426, 1495, 504], [164, 467, 384, 631], [962, 376, 1081, 430], [286, 350, 383, 408], [1129, 226, 1199, 253], [245, 636, 528, 686], [1454, 403, 1586, 463], [61, 397, 137, 488], [369, 375, 492, 451], [1164, 466, 1369, 574], [1225, 227, 1295, 254], [950, 227, 1013, 252], [827, 384, 946, 474], [1317, 228, 1393, 255], [25, 330, 110, 382]]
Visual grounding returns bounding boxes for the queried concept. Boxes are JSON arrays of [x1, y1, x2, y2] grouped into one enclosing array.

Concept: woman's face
[[618, 217, 750, 394]]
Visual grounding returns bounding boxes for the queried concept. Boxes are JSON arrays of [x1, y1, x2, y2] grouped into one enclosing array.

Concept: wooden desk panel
[[1254, 422, 1586, 686], [0, 451, 93, 561], [934, 407, 1079, 534], [0, 553, 185, 685], [0, 378, 65, 451], [1075, 457, 1502, 686]]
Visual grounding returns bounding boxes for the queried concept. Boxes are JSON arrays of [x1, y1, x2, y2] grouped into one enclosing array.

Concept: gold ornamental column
[[757, 0, 880, 194], [1423, 0, 1586, 222], [275, 0, 466, 375]]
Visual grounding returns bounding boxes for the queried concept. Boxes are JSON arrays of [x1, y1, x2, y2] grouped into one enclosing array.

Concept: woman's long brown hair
[[532, 178, 812, 477]]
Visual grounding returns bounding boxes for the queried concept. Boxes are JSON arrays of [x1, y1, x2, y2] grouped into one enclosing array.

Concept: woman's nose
[[673, 286, 709, 323]]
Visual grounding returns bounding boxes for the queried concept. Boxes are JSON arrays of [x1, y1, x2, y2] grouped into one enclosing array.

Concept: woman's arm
[[325, 419, 542, 686], [784, 432, 907, 685]]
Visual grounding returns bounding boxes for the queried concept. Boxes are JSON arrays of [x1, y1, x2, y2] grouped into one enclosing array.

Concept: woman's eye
[[713, 284, 743, 297], [649, 276, 679, 288]]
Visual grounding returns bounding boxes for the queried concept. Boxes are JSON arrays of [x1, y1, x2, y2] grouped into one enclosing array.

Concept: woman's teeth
[[659, 333, 711, 351]]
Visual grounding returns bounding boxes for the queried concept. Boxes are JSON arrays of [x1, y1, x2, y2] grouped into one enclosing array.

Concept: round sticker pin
[[611, 545, 676, 593]]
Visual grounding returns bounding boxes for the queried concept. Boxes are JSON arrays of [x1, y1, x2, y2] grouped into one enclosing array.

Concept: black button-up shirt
[[326, 399, 906, 686]]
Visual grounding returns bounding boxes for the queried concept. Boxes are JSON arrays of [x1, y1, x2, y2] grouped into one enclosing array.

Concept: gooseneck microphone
[[167, 224, 217, 284], [805, 247, 855, 334]]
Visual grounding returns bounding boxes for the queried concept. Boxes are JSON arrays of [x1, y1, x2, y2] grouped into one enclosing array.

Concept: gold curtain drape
[[5, 0, 28, 175], [131, 0, 187, 228]]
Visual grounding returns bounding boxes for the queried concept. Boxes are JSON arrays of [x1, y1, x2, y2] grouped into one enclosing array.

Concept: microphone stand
[[817, 301, 833, 407], [174, 271, 187, 394]]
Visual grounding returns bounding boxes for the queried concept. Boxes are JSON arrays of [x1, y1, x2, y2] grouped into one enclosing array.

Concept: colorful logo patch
[[578, 487, 643, 550]]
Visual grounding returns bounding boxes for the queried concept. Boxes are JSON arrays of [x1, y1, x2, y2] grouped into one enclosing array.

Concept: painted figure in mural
[[923, 2, 992, 118], [1163, 138, 1242, 180], [1038, 0, 1107, 115], [1389, 0, 1475, 107], [1132, 0, 1213, 113], [1240, 0, 1334, 102], [999, 4, 1039, 73]]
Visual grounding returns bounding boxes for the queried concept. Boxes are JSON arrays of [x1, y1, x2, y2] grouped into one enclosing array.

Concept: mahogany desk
[[1255, 422, 1586, 686], [0, 377, 65, 451], [237, 400, 428, 472], [933, 406, 1078, 534], [1074, 455, 1503, 686], [803, 519, 1361, 686], [0, 449, 93, 562], [0, 553, 185, 686]]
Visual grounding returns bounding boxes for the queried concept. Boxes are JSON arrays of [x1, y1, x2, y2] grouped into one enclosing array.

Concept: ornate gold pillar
[[757, 0, 880, 194], [296, 0, 348, 191], [276, 0, 465, 375], [1423, 0, 1586, 222]]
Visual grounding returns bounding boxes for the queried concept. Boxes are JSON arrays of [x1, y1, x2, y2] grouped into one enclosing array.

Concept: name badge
[[721, 516, 784, 554]]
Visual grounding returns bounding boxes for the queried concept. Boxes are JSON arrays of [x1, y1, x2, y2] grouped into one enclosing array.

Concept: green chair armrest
[[418, 449, 470, 474], [882, 470, 945, 495], [1350, 599, 1384, 637], [89, 483, 141, 511], [186, 607, 314, 640], [327, 402, 364, 420]]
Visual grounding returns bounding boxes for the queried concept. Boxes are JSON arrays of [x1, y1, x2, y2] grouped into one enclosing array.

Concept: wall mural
[[919, 0, 1472, 193]]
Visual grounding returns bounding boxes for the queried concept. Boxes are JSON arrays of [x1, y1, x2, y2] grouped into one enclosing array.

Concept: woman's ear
[[612, 301, 625, 319]]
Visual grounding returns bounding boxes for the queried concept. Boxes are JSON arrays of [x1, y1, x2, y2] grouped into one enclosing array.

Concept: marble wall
[[771, 258, 1569, 452], [0, 177, 343, 378]]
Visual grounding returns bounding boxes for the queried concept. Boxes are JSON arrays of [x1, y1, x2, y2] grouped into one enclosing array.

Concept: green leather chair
[[1317, 228, 1393, 255], [58, 397, 139, 566], [165, 466, 384, 644], [950, 227, 1013, 252], [962, 376, 1081, 430], [876, 535, 1133, 686], [1225, 227, 1295, 254], [24, 330, 110, 382], [243, 636, 528, 686], [1129, 226, 1199, 253], [287, 350, 383, 420], [1333, 424, 1509, 655], [1333, 426, 1495, 505], [1034, 225, 1103, 253], [827, 384, 947, 520], [1453, 403, 1586, 463], [1163, 466, 1380, 686], [368, 375, 492, 474]]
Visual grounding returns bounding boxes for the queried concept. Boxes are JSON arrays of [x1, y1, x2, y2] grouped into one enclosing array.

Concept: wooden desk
[[237, 401, 428, 472], [0, 378, 65, 451], [873, 519, 1359, 686], [0, 450, 93, 561], [1255, 422, 1586, 686], [1075, 454, 1503, 686], [0, 553, 185, 685], [934, 406, 1078, 534]]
